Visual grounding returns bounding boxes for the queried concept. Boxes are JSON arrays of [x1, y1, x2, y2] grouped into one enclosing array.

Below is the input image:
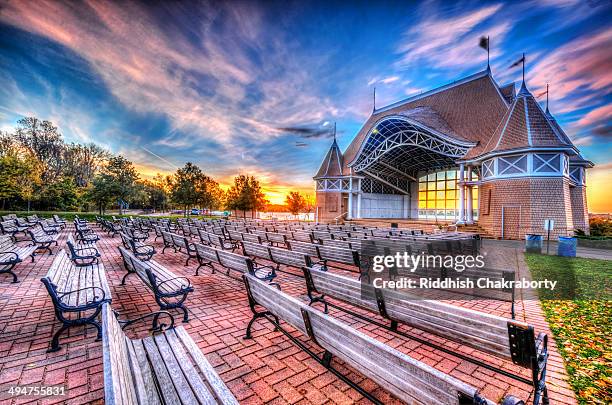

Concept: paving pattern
[[0, 224, 576, 404]]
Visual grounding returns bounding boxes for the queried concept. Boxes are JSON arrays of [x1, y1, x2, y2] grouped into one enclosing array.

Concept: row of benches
[[39, 236, 237, 403]]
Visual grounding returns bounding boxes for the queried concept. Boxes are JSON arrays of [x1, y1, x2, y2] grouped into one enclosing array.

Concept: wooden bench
[[0, 219, 29, 241], [193, 242, 276, 282], [287, 240, 361, 274], [119, 246, 193, 322], [0, 234, 37, 283], [243, 274, 524, 405], [161, 231, 198, 266], [41, 249, 111, 352], [264, 232, 287, 247], [119, 232, 156, 261], [66, 233, 101, 266], [268, 245, 312, 272], [121, 225, 149, 242], [28, 226, 60, 255], [38, 219, 61, 235], [197, 229, 236, 251], [76, 224, 100, 244], [302, 267, 548, 404], [102, 304, 238, 405], [52, 214, 67, 229]]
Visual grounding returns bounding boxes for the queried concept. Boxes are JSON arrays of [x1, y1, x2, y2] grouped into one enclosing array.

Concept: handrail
[[334, 212, 348, 225]]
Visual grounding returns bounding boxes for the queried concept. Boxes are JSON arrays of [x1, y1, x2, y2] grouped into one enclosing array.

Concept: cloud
[[0, 0, 341, 156], [576, 104, 612, 128], [276, 124, 335, 139], [528, 28, 612, 111], [395, 4, 508, 70]]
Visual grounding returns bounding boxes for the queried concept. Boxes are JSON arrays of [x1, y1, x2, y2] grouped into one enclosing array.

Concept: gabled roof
[[314, 138, 343, 178], [467, 82, 574, 159], [342, 70, 509, 173]]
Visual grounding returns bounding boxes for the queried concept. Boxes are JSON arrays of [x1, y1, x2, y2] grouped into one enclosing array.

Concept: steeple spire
[[333, 122, 337, 142], [545, 83, 550, 115], [517, 53, 530, 97], [372, 87, 376, 112]]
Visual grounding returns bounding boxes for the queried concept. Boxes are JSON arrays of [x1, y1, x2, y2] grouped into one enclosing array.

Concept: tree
[[39, 177, 80, 211], [226, 175, 268, 218], [14, 117, 64, 183], [285, 191, 306, 215], [170, 163, 221, 215], [63, 143, 110, 187], [0, 151, 42, 211], [87, 174, 114, 215], [105, 156, 139, 214]]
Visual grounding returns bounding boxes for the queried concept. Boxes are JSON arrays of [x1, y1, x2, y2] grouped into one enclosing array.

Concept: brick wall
[[316, 191, 344, 223], [570, 185, 590, 235], [478, 177, 578, 239]]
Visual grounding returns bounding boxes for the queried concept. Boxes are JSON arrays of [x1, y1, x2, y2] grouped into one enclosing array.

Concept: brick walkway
[[0, 227, 576, 404]]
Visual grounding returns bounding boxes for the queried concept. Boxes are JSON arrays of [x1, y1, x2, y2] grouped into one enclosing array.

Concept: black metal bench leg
[[1, 268, 18, 283], [244, 312, 270, 339], [121, 272, 132, 285], [180, 305, 189, 323], [48, 324, 69, 353], [90, 320, 102, 340]]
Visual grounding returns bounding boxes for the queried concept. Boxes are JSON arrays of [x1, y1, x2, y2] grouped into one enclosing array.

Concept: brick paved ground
[[0, 226, 576, 404]]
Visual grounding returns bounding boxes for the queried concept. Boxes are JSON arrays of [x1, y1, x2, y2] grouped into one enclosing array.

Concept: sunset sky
[[0, 0, 610, 209]]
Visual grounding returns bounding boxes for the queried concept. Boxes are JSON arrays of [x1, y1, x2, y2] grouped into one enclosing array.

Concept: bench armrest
[[117, 310, 176, 333], [0, 251, 20, 264], [57, 286, 108, 309], [73, 246, 100, 257], [156, 276, 192, 294]]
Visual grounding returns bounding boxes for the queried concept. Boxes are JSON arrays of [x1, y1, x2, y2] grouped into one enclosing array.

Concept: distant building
[[314, 69, 592, 239]]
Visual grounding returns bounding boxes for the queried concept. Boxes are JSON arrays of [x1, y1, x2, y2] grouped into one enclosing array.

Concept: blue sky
[[0, 0, 610, 207]]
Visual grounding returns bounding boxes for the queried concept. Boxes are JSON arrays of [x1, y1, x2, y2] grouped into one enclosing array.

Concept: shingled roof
[[468, 82, 574, 159], [317, 69, 586, 178], [314, 138, 343, 178], [341, 70, 509, 174]]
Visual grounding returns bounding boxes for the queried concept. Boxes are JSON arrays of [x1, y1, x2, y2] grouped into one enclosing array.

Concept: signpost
[[544, 219, 554, 254]]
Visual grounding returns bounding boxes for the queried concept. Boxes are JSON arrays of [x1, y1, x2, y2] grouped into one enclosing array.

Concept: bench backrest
[[291, 232, 314, 243], [306, 267, 520, 361], [194, 242, 220, 263], [0, 220, 17, 231], [317, 245, 359, 266], [265, 232, 286, 245], [242, 233, 261, 244], [242, 241, 272, 261], [244, 275, 492, 405], [268, 246, 312, 268], [321, 238, 352, 249], [0, 234, 14, 251], [227, 229, 243, 241], [216, 249, 254, 274], [102, 304, 143, 404], [286, 240, 320, 258], [161, 230, 174, 245]]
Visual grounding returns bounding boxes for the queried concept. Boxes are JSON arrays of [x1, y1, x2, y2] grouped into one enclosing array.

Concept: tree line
[[0, 117, 275, 216]]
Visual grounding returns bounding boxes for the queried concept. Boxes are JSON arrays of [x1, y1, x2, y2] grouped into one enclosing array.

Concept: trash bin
[[525, 234, 543, 253], [558, 236, 577, 257]]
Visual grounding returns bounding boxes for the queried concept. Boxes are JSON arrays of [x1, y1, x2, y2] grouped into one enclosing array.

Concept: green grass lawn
[[525, 254, 612, 404]]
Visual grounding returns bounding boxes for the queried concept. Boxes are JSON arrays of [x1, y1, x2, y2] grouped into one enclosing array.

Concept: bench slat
[[153, 333, 200, 403], [142, 336, 182, 404], [173, 327, 239, 404]]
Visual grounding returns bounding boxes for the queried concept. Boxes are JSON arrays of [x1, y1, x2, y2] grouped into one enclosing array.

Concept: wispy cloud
[[395, 4, 507, 70]]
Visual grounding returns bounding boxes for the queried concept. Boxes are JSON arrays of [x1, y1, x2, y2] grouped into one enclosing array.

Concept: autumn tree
[[170, 163, 221, 215], [285, 191, 306, 215], [226, 175, 268, 218]]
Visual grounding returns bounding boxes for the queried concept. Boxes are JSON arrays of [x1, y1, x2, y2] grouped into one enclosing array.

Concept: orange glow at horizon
[[136, 164, 314, 206], [586, 166, 612, 214]]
